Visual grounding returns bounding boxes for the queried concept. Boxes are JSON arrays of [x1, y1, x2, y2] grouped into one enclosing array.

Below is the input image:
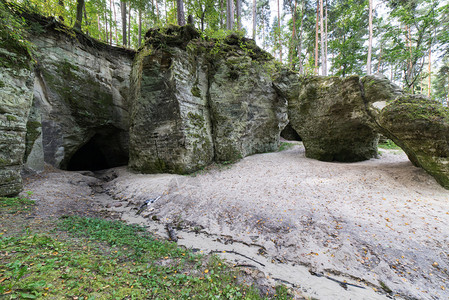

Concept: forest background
[[2, 0, 449, 104]]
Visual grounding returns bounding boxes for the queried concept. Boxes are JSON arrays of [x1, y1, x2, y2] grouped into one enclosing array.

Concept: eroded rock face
[[129, 38, 214, 174], [129, 27, 287, 173], [27, 22, 134, 170], [377, 95, 449, 188], [0, 38, 34, 196], [209, 55, 287, 162], [276, 74, 379, 162]]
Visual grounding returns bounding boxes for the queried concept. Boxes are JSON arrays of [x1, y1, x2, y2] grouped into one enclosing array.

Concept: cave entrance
[[281, 123, 302, 141], [67, 129, 128, 172]]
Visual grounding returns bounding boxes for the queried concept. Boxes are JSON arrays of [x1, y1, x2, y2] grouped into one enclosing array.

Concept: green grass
[[378, 140, 401, 150], [278, 142, 295, 152], [0, 197, 35, 214], [0, 216, 293, 299]]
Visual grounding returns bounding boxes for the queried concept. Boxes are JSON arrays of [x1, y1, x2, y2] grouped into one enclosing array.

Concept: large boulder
[[276, 74, 379, 162], [129, 27, 287, 173], [361, 75, 449, 188], [0, 26, 34, 196], [377, 95, 449, 188]]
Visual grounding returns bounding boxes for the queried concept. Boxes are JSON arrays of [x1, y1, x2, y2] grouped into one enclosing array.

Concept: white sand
[[105, 143, 449, 299]]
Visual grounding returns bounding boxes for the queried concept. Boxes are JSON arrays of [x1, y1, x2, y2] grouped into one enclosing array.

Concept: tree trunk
[[74, 0, 84, 31], [406, 25, 414, 92], [428, 46, 431, 97], [104, 10, 109, 44], [97, 14, 101, 33], [367, 0, 373, 75], [315, 0, 319, 74], [447, 72, 449, 105], [289, 0, 297, 67], [83, 1, 88, 34], [128, 6, 131, 46], [325, 0, 328, 74], [390, 64, 393, 81], [121, 1, 127, 46], [220, 0, 224, 29], [252, 0, 256, 39], [320, 0, 325, 75], [155, 0, 160, 22], [377, 46, 382, 73], [58, 0, 64, 22], [138, 9, 142, 47], [112, 0, 118, 43], [177, 0, 186, 26], [226, 0, 234, 30], [236, 0, 242, 30], [278, 0, 282, 63], [298, 1, 303, 74], [201, 11, 205, 31]]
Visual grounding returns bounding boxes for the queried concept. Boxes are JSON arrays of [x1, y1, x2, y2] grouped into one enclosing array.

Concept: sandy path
[[104, 143, 449, 299]]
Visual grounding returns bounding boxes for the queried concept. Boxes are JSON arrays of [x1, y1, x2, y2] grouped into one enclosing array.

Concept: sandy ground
[[21, 142, 449, 299]]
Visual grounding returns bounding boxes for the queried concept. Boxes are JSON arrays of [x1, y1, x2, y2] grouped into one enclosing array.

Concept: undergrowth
[[0, 196, 35, 214], [0, 215, 293, 299], [378, 140, 401, 150], [278, 142, 295, 152]]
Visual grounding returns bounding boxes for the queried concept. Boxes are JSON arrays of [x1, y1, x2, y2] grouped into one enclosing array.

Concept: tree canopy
[[3, 0, 449, 103]]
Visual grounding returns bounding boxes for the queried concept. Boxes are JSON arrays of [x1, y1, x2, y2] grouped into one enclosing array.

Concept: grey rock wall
[[129, 27, 287, 174], [0, 52, 34, 196], [27, 25, 134, 170], [129, 46, 214, 174]]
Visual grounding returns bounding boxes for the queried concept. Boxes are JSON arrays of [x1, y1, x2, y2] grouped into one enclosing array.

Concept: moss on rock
[[378, 95, 449, 189]]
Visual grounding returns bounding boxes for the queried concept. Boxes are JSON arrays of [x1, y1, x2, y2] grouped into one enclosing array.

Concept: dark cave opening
[[281, 123, 302, 141], [67, 130, 129, 172]]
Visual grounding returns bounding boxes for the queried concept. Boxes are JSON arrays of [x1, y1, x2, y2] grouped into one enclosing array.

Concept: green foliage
[[0, 0, 34, 68], [0, 216, 278, 299], [0, 196, 35, 214], [378, 140, 401, 150], [278, 142, 295, 152], [328, 0, 368, 77], [58, 216, 184, 260]]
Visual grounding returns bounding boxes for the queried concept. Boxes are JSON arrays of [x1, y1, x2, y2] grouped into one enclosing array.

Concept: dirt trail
[[20, 143, 449, 299]]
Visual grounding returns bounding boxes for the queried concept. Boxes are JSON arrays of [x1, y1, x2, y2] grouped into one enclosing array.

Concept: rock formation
[[29, 20, 134, 171], [277, 72, 449, 189], [1, 7, 449, 195], [275, 73, 379, 162], [365, 93, 449, 190], [129, 27, 287, 174], [0, 31, 34, 196]]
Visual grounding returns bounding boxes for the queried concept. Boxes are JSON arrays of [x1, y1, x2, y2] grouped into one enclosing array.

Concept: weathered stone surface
[[129, 27, 287, 173], [376, 95, 449, 188], [276, 74, 379, 162], [361, 74, 403, 127], [0, 52, 34, 196], [27, 23, 134, 170], [129, 41, 214, 174], [209, 55, 287, 162]]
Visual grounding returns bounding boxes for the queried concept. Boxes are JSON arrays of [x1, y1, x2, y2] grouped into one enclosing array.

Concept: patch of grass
[[278, 142, 295, 152], [378, 140, 401, 150], [0, 216, 284, 299], [0, 196, 35, 214]]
